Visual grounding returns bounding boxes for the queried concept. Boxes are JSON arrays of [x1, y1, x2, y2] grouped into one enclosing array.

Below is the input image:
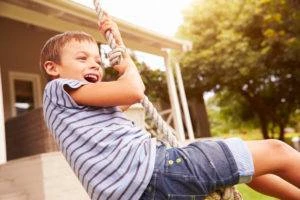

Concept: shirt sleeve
[[44, 78, 88, 108]]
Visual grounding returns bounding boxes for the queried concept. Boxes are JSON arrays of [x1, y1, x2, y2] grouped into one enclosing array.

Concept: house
[[0, 0, 193, 199]]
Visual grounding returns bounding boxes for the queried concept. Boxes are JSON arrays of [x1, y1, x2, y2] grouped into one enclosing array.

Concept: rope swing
[[94, 0, 179, 147], [93, 0, 242, 199]]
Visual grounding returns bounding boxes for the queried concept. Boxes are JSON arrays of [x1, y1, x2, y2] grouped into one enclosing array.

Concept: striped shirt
[[43, 78, 156, 200]]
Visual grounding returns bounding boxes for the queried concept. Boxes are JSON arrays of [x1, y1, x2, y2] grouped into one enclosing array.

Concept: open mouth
[[84, 74, 99, 83]]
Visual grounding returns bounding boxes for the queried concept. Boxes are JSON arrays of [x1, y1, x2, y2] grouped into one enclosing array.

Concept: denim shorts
[[140, 138, 254, 200]]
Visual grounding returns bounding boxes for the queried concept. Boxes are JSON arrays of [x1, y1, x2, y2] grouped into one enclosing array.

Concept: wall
[[5, 108, 58, 160], [0, 17, 57, 120]]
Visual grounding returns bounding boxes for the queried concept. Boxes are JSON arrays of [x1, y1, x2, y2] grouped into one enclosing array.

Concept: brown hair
[[40, 31, 97, 81]]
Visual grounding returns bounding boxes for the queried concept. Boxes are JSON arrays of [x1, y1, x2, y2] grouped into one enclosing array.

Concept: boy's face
[[55, 39, 103, 83]]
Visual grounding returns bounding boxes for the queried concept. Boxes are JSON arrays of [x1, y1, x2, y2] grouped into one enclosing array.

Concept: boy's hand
[[98, 12, 125, 47], [98, 12, 130, 74]]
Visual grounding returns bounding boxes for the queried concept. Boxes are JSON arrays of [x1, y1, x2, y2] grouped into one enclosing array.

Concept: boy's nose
[[89, 65, 100, 71]]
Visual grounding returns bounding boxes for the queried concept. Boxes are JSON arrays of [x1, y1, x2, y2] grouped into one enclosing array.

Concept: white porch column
[[174, 62, 195, 140], [163, 50, 185, 143], [0, 67, 6, 164]]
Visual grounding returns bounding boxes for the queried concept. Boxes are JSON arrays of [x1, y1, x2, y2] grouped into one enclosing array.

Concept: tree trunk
[[240, 91, 271, 140], [258, 114, 269, 139], [278, 124, 285, 141], [189, 96, 211, 138]]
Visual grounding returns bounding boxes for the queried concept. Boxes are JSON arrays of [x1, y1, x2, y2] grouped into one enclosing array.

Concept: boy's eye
[[77, 56, 87, 60]]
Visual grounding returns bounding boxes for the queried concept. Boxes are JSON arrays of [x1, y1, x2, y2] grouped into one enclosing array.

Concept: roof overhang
[[0, 0, 191, 56]]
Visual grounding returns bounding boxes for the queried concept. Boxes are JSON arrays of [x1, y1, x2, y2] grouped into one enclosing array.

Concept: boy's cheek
[[99, 69, 104, 81]]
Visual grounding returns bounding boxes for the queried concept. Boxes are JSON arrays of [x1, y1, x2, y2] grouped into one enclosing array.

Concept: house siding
[[0, 17, 57, 120]]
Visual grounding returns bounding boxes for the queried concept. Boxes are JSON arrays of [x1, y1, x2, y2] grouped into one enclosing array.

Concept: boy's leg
[[246, 139, 300, 187], [247, 174, 300, 200]]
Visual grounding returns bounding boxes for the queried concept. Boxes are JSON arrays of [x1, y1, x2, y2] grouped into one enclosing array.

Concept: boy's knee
[[265, 139, 291, 157]]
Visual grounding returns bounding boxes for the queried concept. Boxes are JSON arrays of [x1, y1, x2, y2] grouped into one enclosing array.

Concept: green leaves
[[177, 0, 300, 139]]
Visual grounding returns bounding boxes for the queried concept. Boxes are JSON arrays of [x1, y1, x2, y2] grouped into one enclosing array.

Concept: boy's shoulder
[[45, 78, 88, 91], [43, 78, 89, 109], [46, 78, 86, 85]]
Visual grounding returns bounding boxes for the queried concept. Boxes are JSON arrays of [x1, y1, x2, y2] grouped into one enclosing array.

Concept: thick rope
[[141, 96, 179, 147], [94, 0, 178, 147], [93, 1, 242, 199]]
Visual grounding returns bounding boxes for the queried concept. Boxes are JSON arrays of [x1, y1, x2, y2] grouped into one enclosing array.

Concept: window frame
[[9, 71, 42, 117]]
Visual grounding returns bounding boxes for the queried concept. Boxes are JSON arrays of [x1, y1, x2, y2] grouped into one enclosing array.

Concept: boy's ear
[[44, 61, 60, 78]]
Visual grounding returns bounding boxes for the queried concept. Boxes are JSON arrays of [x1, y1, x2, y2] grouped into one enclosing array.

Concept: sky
[[71, 0, 193, 69], [71, 0, 192, 37]]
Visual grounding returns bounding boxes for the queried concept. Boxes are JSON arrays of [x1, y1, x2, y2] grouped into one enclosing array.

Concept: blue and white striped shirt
[[43, 78, 156, 200]]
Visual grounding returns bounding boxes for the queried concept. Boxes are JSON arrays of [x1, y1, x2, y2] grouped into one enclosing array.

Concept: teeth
[[86, 74, 96, 79]]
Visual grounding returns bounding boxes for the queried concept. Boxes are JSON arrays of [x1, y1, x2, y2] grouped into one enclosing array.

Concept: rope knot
[[108, 45, 127, 66]]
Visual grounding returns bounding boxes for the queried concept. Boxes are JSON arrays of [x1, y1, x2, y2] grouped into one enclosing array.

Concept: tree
[[177, 0, 300, 140]]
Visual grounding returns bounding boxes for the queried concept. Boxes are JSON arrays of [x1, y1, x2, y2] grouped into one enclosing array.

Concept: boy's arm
[[67, 14, 145, 107]]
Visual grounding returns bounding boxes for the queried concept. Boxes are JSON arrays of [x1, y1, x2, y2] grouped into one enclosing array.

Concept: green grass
[[215, 129, 299, 142], [237, 184, 277, 200], [214, 129, 264, 140]]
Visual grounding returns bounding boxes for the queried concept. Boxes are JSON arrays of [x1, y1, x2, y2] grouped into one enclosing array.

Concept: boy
[[41, 15, 300, 200]]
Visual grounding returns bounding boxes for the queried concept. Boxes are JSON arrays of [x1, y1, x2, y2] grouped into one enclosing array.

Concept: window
[[9, 72, 42, 117]]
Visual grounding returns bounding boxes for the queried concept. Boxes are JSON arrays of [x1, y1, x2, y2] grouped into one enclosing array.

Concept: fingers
[[98, 12, 113, 34], [98, 14, 124, 46]]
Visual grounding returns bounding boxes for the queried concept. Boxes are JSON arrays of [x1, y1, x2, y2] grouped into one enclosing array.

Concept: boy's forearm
[[117, 59, 145, 96], [115, 52, 145, 91]]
